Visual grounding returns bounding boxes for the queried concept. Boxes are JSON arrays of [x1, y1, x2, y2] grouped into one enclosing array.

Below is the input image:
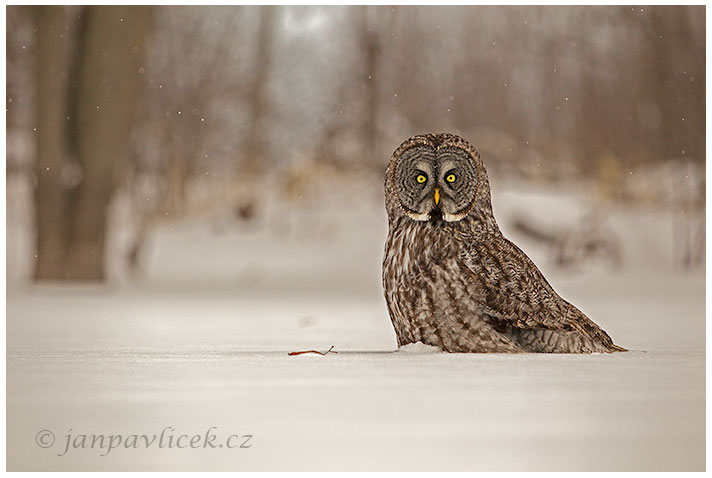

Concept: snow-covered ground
[[6, 176, 705, 470]]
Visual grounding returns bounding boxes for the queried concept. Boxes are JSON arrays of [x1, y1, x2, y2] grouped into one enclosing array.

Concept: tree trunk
[[361, 6, 380, 164], [244, 5, 276, 175], [33, 6, 71, 280], [64, 6, 153, 280], [235, 6, 276, 220]]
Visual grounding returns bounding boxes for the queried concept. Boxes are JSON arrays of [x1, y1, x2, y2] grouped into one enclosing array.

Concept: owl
[[382, 133, 625, 353]]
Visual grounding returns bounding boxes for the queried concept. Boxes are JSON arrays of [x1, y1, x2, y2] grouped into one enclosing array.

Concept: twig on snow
[[288, 345, 337, 356]]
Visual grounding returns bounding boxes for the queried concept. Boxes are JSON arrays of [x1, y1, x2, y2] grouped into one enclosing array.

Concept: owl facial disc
[[393, 143, 478, 223]]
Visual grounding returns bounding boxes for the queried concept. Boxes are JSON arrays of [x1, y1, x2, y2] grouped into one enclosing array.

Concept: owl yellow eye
[[416, 174, 427, 184], [446, 173, 457, 183]]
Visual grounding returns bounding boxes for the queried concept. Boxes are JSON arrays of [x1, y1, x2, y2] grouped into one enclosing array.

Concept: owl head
[[385, 133, 494, 225]]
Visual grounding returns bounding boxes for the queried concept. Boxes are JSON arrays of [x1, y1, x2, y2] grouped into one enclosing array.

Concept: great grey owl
[[382, 133, 625, 353]]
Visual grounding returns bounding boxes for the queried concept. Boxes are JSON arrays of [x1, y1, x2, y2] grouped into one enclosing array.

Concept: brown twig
[[288, 345, 337, 356]]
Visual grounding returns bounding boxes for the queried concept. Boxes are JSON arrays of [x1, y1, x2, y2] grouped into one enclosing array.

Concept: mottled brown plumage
[[382, 133, 625, 353]]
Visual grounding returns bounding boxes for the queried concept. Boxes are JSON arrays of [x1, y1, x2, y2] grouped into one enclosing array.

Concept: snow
[[396, 341, 443, 353], [6, 176, 705, 471]]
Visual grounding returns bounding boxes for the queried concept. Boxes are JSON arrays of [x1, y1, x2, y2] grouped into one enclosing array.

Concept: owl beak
[[434, 188, 441, 206]]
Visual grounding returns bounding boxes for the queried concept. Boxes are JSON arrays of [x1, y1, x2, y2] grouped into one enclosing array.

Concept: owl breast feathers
[[382, 133, 625, 353]]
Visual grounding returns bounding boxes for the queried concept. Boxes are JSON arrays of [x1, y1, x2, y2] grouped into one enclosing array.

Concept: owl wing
[[461, 234, 622, 351]]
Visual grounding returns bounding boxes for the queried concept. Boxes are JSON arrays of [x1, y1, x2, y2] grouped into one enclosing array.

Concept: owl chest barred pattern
[[383, 218, 523, 352], [382, 133, 625, 354]]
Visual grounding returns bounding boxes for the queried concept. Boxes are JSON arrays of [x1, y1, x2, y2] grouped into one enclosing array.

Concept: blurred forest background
[[6, 5, 706, 282]]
